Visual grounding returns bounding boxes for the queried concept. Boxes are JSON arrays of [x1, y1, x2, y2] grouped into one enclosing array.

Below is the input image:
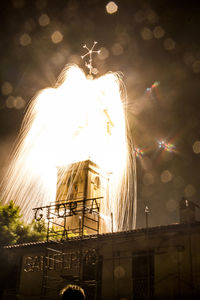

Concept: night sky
[[0, 0, 200, 228]]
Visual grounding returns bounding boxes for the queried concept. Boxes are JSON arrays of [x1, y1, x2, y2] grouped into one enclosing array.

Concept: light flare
[[134, 147, 144, 158], [145, 81, 160, 101], [1, 65, 136, 231], [158, 140, 176, 152]]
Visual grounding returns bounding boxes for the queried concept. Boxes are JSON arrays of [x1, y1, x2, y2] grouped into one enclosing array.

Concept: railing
[[33, 197, 102, 241]]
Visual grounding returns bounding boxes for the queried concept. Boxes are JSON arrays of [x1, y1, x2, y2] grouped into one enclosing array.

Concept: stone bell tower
[[56, 159, 109, 235]]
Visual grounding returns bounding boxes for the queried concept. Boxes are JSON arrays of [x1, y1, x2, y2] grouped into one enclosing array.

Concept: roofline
[[4, 221, 200, 249]]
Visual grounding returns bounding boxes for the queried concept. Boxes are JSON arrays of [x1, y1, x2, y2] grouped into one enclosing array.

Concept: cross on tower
[[81, 41, 101, 75]]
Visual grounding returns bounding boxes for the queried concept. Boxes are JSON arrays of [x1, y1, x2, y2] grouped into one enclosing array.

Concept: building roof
[[4, 221, 200, 249]]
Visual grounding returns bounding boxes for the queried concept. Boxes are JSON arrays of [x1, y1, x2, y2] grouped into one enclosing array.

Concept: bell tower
[[56, 160, 109, 235]]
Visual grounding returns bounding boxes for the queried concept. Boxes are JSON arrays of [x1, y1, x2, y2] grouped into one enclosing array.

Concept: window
[[94, 176, 101, 190], [132, 252, 154, 300]]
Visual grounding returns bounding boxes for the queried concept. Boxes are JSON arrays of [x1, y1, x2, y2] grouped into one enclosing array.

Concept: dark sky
[[0, 0, 200, 228]]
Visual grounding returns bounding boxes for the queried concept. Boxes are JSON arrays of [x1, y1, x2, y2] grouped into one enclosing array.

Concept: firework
[[1, 65, 136, 231]]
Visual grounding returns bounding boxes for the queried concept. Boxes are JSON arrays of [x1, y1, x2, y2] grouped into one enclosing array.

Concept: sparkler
[[1, 64, 136, 231]]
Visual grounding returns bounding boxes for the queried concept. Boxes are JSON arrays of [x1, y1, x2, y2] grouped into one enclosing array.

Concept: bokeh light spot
[[153, 26, 165, 39], [1, 82, 13, 96], [106, 1, 118, 14], [112, 43, 123, 56], [14, 96, 26, 109], [161, 170, 173, 183], [51, 31, 63, 44], [193, 141, 200, 154], [143, 172, 154, 186], [98, 47, 109, 60], [166, 199, 178, 212], [184, 184, 196, 197], [38, 14, 50, 27], [163, 38, 176, 51], [20, 33, 31, 46], [6, 96, 15, 108], [141, 27, 153, 41], [192, 60, 200, 73]]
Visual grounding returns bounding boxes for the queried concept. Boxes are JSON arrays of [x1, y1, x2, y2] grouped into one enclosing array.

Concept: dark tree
[[0, 201, 46, 297]]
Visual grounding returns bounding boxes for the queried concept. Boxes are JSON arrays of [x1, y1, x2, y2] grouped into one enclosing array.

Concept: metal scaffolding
[[33, 196, 101, 300]]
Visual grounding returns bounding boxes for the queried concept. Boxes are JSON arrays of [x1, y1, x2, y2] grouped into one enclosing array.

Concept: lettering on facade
[[34, 200, 99, 221], [23, 249, 97, 272]]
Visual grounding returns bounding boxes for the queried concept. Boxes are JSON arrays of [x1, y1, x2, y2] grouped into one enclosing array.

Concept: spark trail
[[1, 65, 136, 231]]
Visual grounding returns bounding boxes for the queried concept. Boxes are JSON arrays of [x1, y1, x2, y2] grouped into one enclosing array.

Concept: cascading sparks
[[1, 65, 137, 231]]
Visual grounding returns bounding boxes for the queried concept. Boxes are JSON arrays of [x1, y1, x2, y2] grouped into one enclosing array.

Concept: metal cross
[[81, 41, 101, 75]]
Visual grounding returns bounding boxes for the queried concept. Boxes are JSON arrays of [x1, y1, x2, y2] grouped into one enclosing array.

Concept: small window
[[94, 176, 101, 190]]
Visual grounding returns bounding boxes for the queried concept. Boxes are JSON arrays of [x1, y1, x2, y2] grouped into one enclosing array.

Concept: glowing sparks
[[1, 65, 136, 232]]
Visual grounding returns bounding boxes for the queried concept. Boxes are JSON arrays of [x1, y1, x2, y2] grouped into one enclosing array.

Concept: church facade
[[3, 160, 200, 299], [4, 220, 200, 300]]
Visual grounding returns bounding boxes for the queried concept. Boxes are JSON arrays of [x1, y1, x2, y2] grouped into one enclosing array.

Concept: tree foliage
[[0, 201, 47, 296], [0, 201, 46, 246]]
